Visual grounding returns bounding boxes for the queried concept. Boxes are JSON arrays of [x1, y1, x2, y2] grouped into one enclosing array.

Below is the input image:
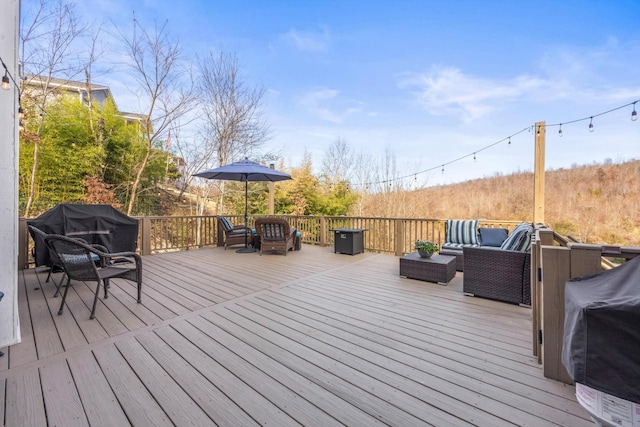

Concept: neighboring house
[[22, 74, 147, 125]]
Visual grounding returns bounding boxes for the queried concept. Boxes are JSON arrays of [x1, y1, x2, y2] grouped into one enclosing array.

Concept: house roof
[[22, 74, 147, 123]]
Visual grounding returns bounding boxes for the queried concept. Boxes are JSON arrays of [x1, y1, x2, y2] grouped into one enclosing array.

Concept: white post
[[0, 0, 22, 350]]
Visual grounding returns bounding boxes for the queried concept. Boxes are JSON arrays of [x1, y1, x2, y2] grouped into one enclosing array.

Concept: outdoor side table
[[399, 253, 456, 285], [331, 228, 367, 255]]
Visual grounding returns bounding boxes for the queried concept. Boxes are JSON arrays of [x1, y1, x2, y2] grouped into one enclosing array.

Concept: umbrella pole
[[237, 178, 256, 253]]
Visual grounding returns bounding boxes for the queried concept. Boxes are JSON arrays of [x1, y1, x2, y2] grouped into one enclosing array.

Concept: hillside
[[155, 159, 639, 246], [354, 159, 640, 246]]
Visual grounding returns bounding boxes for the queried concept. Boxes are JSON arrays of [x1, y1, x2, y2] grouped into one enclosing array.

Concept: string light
[[0, 55, 25, 118], [473, 153, 476, 162], [346, 98, 638, 189], [1, 71, 9, 90]]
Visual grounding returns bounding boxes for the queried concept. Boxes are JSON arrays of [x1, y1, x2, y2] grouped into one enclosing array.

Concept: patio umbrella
[[193, 158, 292, 253]]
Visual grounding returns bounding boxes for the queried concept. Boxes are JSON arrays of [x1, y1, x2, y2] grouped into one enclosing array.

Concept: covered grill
[[562, 255, 640, 425], [28, 204, 139, 267]]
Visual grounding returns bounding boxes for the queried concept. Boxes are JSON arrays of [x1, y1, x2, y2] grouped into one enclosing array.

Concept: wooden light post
[[533, 121, 545, 224]]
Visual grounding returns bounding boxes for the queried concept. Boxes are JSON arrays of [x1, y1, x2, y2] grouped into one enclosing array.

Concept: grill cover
[[28, 204, 139, 267], [562, 255, 640, 403]]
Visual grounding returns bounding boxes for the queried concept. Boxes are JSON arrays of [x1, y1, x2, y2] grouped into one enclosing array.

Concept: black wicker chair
[[28, 225, 61, 287], [29, 225, 109, 297], [45, 234, 142, 319], [462, 246, 531, 305]]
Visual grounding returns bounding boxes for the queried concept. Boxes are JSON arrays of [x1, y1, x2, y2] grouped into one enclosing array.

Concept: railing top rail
[[566, 242, 640, 258]]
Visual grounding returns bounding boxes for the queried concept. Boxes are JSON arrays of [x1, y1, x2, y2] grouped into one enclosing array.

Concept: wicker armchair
[[218, 216, 254, 249], [462, 246, 531, 305], [29, 225, 108, 297], [255, 217, 296, 256], [45, 234, 142, 319], [28, 224, 62, 286]]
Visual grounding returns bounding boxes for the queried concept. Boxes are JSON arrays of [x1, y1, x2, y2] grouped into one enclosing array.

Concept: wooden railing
[[530, 224, 640, 383], [19, 215, 523, 266]]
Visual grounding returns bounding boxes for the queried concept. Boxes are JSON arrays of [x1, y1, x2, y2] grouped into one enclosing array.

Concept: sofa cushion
[[445, 219, 479, 245], [441, 242, 479, 252], [500, 223, 533, 252], [219, 216, 234, 231], [478, 228, 508, 247]]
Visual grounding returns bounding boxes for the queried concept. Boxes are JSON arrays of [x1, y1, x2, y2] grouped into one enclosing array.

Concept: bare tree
[[171, 125, 216, 195], [83, 24, 107, 145], [321, 137, 353, 184], [115, 17, 195, 215], [196, 49, 270, 211], [20, 0, 87, 216]]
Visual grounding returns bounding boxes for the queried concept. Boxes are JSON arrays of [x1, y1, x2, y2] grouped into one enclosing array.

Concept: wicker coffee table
[[399, 253, 456, 285]]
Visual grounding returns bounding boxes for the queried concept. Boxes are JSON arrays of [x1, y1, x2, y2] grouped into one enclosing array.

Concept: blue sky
[[72, 0, 640, 187]]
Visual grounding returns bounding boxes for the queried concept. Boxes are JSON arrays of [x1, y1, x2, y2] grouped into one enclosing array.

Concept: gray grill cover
[[28, 204, 139, 267], [562, 255, 640, 403]]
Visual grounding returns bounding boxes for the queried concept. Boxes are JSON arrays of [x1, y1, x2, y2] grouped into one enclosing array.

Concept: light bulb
[[588, 117, 594, 132], [558, 125, 563, 137], [632, 104, 638, 121], [1, 73, 9, 90]]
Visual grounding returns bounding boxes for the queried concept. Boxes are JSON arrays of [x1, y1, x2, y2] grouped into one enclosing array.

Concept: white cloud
[[399, 67, 547, 122], [282, 27, 331, 53], [298, 87, 364, 123]]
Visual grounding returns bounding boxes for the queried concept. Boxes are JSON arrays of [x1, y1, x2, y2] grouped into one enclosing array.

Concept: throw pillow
[[478, 228, 508, 247], [500, 223, 533, 252], [220, 216, 233, 231], [446, 219, 479, 245]]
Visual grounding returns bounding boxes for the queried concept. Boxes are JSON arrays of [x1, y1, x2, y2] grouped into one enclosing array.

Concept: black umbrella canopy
[[193, 158, 292, 182], [193, 158, 292, 253]]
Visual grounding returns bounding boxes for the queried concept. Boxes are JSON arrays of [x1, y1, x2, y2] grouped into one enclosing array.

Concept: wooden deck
[[1, 245, 591, 426]]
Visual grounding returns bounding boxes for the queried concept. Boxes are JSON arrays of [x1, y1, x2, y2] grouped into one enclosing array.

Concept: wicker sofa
[[463, 246, 531, 305], [462, 223, 534, 305], [439, 219, 480, 271]]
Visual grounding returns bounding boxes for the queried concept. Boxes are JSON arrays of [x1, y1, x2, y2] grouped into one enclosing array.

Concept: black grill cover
[[562, 255, 640, 403], [28, 204, 139, 267]]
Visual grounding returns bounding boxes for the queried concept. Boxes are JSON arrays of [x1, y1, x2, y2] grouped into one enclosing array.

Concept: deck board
[[92, 343, 173, 426], [184, 315, 384, 426], [40, 359, 88, 427], [153, 323, 302, 426], [1, 245, 592, 426]]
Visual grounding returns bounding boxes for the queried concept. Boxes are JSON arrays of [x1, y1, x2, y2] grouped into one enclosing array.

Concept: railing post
[[541, 242, 605, 384], [18, 218, 28, 270], [140, 217, 151, 256], [541, 245, 572, 383], [320, 216, 327, 247], [216, 216, 225, 247], [394, 219, 405, 256], [531, 225, 554, 361]]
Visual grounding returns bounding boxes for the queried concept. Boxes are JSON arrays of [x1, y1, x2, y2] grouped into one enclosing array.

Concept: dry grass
[[355, 159, 640, 246]]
